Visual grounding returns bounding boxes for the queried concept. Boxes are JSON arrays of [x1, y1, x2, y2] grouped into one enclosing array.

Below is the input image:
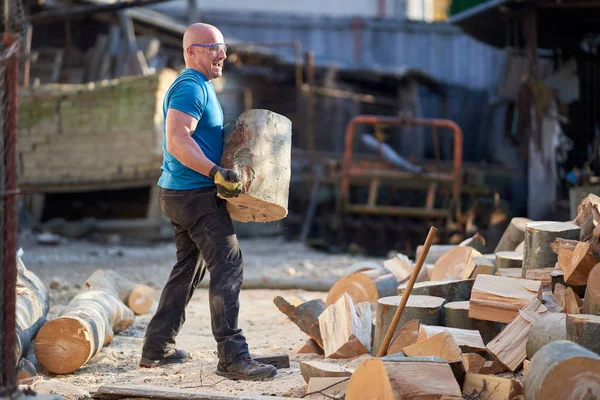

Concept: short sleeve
[[168, 79, 208, 120]]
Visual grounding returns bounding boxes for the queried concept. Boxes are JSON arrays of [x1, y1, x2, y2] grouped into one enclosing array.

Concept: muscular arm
[[165, 108, 216, 177]]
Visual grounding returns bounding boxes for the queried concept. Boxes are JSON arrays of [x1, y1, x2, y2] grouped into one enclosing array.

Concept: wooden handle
[[376, 226, 438, 358]]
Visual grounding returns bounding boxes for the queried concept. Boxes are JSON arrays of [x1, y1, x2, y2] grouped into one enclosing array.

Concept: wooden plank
[[95, 384, 302, 399]]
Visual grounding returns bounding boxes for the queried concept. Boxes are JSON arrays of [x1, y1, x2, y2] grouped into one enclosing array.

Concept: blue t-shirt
[[157, 69, 224, 190]]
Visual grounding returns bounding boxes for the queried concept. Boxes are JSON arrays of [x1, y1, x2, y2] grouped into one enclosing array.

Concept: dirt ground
[[18, 230, 381, 399]]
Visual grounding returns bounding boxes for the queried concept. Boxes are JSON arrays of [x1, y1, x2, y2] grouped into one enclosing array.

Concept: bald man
[[139, 23, 277, 381]]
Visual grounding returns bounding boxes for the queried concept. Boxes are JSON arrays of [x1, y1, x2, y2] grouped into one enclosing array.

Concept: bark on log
[[273, 296, 325, 347], [372, 295, 445, 356], [526, 313, 567, 359], [397, 279, 475, 303], [220, 109, 292, 222], [326, 268, 398, 306], [299, 361, 354, 384], [429, 246, 482, 281], [443, 301, 499, 344], [494, 217, 532, 253], [566, 314, 600, 355], [524, 340, 600, 400], [84, 269, 155, 315], [584, 264, 600, 315], [495, 251, 523, 269], [346, 358, 462, 400], [522, 222, 580, 278], [573, 193, 600, 241], [34, 272, 135, 374], [15, 257, 49, 367]]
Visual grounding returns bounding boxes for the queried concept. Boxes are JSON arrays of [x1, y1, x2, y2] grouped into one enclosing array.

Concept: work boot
[[216, 357, 277, 380], [139, 349, 190, 368]]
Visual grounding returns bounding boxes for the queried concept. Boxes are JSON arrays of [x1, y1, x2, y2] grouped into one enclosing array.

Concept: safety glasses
[[191, 42, 228, 55]]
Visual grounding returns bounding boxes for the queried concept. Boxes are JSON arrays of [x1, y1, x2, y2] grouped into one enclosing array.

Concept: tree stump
[[494, 217, 531, 253], [397, 279, 475, 303], [526, 313, 567, 359], [84, 269, 155, 315], [584, 264, 600, 315], [220, 109, 292, 222], [372, 295, 445, 356], [566, 314, 600, 355], [429, 247, 482, 281], [524, 340, 600, 400], [495, 251, 523, 269], [443, 301, 499, 344], [522, 222, 580, 278], [326, 268, 398, 306]]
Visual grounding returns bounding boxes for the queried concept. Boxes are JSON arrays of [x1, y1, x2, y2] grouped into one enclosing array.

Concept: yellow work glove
[[209, 165, 243, 198]]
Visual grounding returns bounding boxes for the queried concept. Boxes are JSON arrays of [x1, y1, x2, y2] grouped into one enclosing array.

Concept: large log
[[346, 358, 462, 399], [326, 268, 398, 306], [469, 275, 542, 323], [494, 217, 531, 253], [584, 264, 600, 315], [273, 296, 325, 347], [15, 257, 49, 367], [429, 247, 482, 281], [397, 279, 475, 303], [220, 109, 292, 222], [566, 314, 600, 355], [444, 301, 499, 344], [573, 193, 600, 241], [522, 222, 580, 278], [84, 269, 155, 315], [524, 340, 600, 400], [34, 272, 135, 374], [526, 313, 567, 359], [372, 295, 445, 356]]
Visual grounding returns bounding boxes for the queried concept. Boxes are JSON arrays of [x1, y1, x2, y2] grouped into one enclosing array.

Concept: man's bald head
[[183, 23, 223, 51], [182, 23, 227, 80]]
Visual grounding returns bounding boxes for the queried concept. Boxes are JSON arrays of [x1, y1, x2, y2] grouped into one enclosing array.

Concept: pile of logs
[[277, 194, 600, 399]]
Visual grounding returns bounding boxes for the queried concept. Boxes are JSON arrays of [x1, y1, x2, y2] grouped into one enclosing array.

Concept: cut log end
[[225, 193, 288, 223], [127, 285, 155, 315]]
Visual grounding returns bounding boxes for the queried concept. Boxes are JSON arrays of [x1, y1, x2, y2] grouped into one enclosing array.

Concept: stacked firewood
[[277, 195, 600, 400]]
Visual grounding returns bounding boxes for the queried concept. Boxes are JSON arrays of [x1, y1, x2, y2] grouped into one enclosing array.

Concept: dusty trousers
[[142, 186, 250, 365]]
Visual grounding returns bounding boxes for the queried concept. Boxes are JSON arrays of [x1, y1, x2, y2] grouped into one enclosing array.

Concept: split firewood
[[417, 325, 486, 352], [515, 241, 525, 253], [299, 360, 354, 384], [494, 217, 531, 253], [397, 279, 475, 303], [469, 275, 542, 323], [325, 268, 398, 306], [566, 314, 600, 355], [522, 222, 580, 278], [372, 295, 445, 356], [383, 253, 428, 284], [495, 251, 523, 269], [524, 267, 555, 287], [318, 294, 371, 358], [386, 319, 420, 356], [526, 313, 567, 359], [463, 373, 522, 400], [555, 241, 600, 285], [584, 264, 600, 315], [497, 268, 523, 278], [551, 269, 587, 298], [273, 296, 326, 347], [573, 193, 600, 241], [480, 360, 507, 374], [462, 353, 486, 373], [444, 301, 499, 343], [305, 377, 349, 399], [523, 359, 530, 375], [429, 247, 482, 281], [346, 358, 462, 399], [524, 340, 600, 400], [34, 271, 135, 374], [15, 257, 49, 367], [296, 338, 324, 355], [486, 298, 547, 372], [459, 233, 487, 253], [84, 269, 155, 315], [554, 284, 583, 314], [220, 109, 292, 222], [594, 224, 600, 243], [461, 254, 496, 280]]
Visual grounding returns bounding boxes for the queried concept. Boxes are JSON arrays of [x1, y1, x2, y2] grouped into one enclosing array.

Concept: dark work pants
[[142, 186, 250, 365]]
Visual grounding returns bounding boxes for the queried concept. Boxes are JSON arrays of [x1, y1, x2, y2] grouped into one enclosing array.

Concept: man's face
[[189, 32, 227, 80]]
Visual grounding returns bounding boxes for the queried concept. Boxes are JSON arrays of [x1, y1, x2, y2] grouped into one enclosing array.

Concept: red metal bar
[[350, 18, 364, 63], [2, 33, 19, 393], [341, 115, 463, 219]]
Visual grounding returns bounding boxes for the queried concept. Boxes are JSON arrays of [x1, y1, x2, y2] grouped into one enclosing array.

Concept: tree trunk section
[[273, 296, 325, 347], [495, 251, 523, 269], [566, 314, 600, 355], [522, 222, 580, 278], [573, 193, 600, 241], [584, 264, 600, 315], [397, 279, 474, 303], [494, 217, 531, 253], [34, 272, 135, 374], [429, 246, 482, 281], [326, 268, 398, 306], [443, 301, 499, 344], [220, 109, 292, 222], [84, 269, 155, 315], [346, 358, 462, 400], [526, 313, 567, 359], [372, 295, 445, 356], [524, 340, 600, 400]]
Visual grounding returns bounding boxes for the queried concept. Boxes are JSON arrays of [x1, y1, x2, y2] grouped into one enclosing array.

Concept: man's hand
[[210, 165, 243, 198]]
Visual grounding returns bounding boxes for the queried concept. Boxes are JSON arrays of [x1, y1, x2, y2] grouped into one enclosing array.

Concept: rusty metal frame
[[341, 115, 464, 220]]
